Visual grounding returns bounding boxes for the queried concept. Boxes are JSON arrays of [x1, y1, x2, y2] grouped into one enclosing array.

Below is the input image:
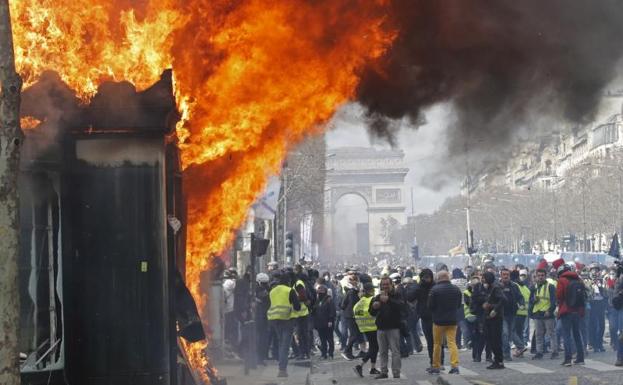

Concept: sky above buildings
[[326, 102, 461, 215]]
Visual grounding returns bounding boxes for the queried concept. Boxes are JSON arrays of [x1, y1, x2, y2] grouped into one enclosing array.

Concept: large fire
[[10, 0, 395, 381]]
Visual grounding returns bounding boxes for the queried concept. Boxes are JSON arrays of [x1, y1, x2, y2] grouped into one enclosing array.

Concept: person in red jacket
[[556, 264, 585, 367]]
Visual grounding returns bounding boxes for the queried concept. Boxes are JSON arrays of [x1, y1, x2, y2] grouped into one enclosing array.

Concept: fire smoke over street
[[10, 0, 623, 379], [357, 0, 623, 155]]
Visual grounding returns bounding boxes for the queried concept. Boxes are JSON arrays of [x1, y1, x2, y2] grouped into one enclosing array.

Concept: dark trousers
[[335, 314, 347, 348], [422, 317, 444, 366], [293, 316, 310, 357], [271, 319, 295, 371], [345, 317, 360, 355], [589, 300, 606, 350], [471, 318, 485, 360], [515, 315, 527, 348], [225, 311, 239, 346], [256, 319, 270, 361], [317, 326, 334, 358], [561, 312, 584, 362], [400, 330, 412, 356], [268, 325, 279, 359], [485, 316, 504, 364], [362, 331, 379, 364], [409, 313, 423, 350]]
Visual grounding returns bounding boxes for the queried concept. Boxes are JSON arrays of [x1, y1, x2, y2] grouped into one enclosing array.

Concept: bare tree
[[0, 1, 22, 384]]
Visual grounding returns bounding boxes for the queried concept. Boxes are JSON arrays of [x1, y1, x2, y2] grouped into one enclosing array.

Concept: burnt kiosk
[[18, 71, 205, 385]]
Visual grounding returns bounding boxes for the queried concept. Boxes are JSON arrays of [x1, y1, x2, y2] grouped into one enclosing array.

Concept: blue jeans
[[502, 315, 523, 356], [561, 313, 584, 362], [338, 315, 349, 349], [459, 319, 472, 347], [608, 307, 623, 348], [271, 319, 295, 371], [588, 300, 606, 350]]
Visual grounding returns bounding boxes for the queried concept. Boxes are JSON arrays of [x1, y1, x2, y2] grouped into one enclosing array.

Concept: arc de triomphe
[[323, 147, 408, 257]]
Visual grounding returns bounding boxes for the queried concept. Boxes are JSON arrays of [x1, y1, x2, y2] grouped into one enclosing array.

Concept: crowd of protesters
[[221, 256, 623, 378]]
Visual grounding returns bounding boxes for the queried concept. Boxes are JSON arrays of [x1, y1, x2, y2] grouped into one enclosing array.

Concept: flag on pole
[[608, 233, 621, 259]]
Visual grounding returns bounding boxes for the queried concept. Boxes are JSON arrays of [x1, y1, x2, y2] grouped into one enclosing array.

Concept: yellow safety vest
[[354, 296, 377, 332], [547, 278, 558, 288], [533, 282, 552, 314], [267, 285, 293, 321], [463, 289, 473, 318], [291, 279, 309, 318], [516, 284, 531, 316]]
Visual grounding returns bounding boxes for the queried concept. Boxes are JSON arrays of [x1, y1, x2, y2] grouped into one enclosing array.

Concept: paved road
[[310, 349, 622, 385]]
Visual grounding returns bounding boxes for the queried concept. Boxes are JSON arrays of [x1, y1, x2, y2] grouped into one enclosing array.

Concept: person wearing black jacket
[[428, 270, 463, 374], [499, 269, 525, 361], [313, 285, 336, 359], [403, 272, 424, 353], [369, 277, 405, 379], [467, 273, 487, 362], [340, 274, 361, 360], [407, 268, 444, 371], [482, 271, 506, 369]]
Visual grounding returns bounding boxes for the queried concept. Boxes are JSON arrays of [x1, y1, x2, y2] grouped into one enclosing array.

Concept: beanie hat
[[552, 258, 565, 271]]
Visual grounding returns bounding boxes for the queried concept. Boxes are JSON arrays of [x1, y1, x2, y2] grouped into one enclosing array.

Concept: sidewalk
[[216, 358, 311, 385]]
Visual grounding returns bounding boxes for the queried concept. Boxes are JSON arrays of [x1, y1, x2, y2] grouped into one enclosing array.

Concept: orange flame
[[173, 1, 394, 313], [20, 116, 42, 130], [11, 0, 395, 380]]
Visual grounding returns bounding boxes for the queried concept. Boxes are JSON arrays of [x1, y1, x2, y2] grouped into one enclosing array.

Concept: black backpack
[[565, 278, 586, 308], [613, 290, 623, 310]]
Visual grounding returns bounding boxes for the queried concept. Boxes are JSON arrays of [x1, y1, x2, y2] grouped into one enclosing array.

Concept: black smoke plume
[[357, 0, 623, 155]]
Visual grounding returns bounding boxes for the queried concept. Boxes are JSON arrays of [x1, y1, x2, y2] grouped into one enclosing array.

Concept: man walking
[[369, 277, 405, 379], [428, 270, 463, 375], [312, 285, 335, 360], [467, 272, 487, 362], [407, 268, 444, 371], [483, 271, 505, 369], [340, 273, 361, 360], [556, 263, 586, 366], [514, 269, 531, 356], [529, 268, 558, 360], [353, 283, 381, 377], [499, 269, 525, 360], [267, 271, 302, 377]]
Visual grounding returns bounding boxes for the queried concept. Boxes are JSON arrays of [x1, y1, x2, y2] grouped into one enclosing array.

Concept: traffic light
[[252, 237, 270, 258], [285, 231, 294, 261], [411, 244, 420, 261]]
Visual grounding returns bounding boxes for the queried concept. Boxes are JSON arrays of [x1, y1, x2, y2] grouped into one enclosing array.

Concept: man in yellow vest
[[353, 283, 381, 377], [529, 268, 558, 360], [267, 271, 301, 378], [513, 269, 531, 358], [291, 266, 311, 360]]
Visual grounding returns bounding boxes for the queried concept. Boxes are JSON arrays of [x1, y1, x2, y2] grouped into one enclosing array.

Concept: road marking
[[438, 375, 473, 385], [470, 381, 495, 385], [568, 376, 578, 385], [582, 359, 623, 371], [416, 381, 434, 385], [504, 362, 554, 374], [457, 366, 479, 376]]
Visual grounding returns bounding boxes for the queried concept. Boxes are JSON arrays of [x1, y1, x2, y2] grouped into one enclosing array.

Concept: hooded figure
[[482, 272, 504, 319], [406, 269, 434, 320]]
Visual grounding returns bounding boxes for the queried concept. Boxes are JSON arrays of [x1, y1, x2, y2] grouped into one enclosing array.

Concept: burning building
[[17, 72, 216, 385]]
